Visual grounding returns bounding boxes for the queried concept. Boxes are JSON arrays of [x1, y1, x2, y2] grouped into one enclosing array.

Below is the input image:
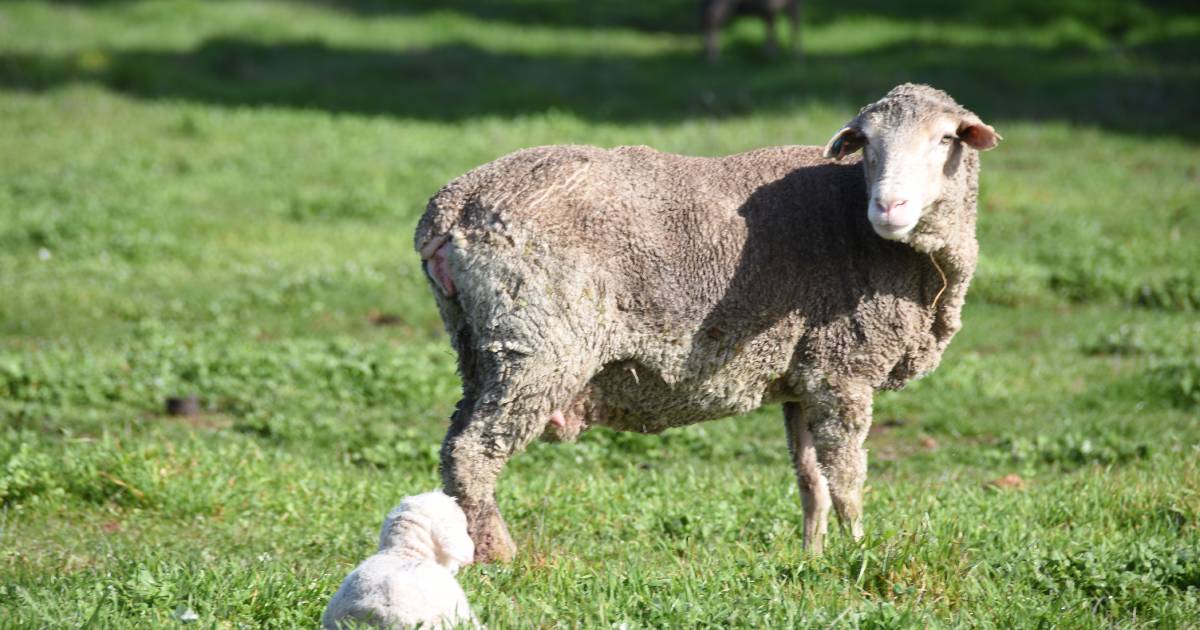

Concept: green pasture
[[1, 1, 1198, 627]]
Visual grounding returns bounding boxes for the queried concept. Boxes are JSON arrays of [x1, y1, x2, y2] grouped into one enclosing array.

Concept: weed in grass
[[1139, 360, 1200, 409]]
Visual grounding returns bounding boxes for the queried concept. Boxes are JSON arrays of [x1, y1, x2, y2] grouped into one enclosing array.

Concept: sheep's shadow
[[681, 157, 945, 387], [682, 160, 878, 380]]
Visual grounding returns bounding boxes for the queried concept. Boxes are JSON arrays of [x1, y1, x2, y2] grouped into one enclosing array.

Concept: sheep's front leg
[[810, 386, 872, 541], [783, 402, 831, 554]]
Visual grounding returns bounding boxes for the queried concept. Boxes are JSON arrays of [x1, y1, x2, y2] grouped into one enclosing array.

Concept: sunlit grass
[[1, 1, 1198, 627]]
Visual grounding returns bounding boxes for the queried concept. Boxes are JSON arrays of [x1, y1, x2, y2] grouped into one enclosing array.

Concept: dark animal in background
[[701, 0, 802, 62]]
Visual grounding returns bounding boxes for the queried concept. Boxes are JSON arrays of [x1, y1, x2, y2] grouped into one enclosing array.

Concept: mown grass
[[1, 1, 1198, 627]]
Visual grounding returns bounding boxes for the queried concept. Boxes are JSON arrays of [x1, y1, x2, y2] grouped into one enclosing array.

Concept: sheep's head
[[823, 83, 1000, 242], [379, 490, 475, 573]]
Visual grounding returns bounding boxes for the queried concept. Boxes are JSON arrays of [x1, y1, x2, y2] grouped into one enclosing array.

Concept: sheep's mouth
[[870, 220, 917, 240]]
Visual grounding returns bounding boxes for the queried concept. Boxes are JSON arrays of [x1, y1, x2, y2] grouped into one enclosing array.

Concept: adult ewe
[[416, 83, 1000, 562]]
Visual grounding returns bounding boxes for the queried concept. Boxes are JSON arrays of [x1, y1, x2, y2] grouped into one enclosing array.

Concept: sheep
[[415, 83, 1000, 562], [700, 0, 803, 62], [322, 491, 479, 629]]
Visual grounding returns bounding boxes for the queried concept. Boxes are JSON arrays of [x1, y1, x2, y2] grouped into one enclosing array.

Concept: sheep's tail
[[413, 179, 482, 403], [414, 180, 471, 258]]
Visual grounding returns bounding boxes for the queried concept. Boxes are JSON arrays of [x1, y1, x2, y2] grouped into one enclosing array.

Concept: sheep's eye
[[940, 135, 956, 145]]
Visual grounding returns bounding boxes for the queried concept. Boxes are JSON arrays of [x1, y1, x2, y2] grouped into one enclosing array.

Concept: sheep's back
[[417, 144, 862, 325]]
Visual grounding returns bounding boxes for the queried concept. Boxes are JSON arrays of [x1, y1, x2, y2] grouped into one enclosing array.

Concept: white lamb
[[323, 491, 479, 629]]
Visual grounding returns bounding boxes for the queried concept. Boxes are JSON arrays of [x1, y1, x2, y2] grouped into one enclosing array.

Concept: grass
[[1, 0, 1198, 627]]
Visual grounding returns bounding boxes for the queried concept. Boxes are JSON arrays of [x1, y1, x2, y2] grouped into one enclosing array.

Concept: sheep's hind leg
[[783, 402, 831, 554], [788, 0, 803, 59], [440, 359, 589, 563]]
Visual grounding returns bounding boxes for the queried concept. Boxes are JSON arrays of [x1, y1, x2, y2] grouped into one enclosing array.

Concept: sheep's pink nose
[[875, 198, 908, 216]]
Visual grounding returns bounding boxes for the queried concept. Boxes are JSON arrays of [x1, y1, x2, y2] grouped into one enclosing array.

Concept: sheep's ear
[[823, 125, 866, 160], [957, 114, 1001, 151], [436, 528, 475, 567]]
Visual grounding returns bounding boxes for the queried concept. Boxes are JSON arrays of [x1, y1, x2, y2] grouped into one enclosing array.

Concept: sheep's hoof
[[468, 504, 517, 563], [473, 528, 516, 563], [475, 534, 516, 564]]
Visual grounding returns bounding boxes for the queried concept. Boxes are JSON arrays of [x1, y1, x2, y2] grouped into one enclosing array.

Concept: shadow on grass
[[300, 0, 1198, 37], [1, 34, 1197, 138], [313, 0, 700, 33]]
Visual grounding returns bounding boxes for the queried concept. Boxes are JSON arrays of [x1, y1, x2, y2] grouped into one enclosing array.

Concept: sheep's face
[[823, 84, 1000, 242]]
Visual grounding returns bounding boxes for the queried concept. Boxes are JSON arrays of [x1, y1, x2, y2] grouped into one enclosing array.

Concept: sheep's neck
[[382, 535, 438, 564], [922, 204, 978, 345]]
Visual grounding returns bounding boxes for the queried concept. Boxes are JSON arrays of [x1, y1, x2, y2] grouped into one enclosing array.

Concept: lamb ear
[[957, 114, 1001, 151], [822, 124, 866, 160], [435, 527, 475, 567]]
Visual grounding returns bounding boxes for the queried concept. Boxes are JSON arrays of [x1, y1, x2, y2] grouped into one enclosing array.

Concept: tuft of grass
[[1139, 360, 1200, 409]]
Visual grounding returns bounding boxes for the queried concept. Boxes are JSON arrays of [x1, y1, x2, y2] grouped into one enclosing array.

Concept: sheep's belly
[[582, 362, 790, 434]]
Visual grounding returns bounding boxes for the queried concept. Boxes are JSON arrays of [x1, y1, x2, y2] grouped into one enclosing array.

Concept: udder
[[539, 401, 592, 443]]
